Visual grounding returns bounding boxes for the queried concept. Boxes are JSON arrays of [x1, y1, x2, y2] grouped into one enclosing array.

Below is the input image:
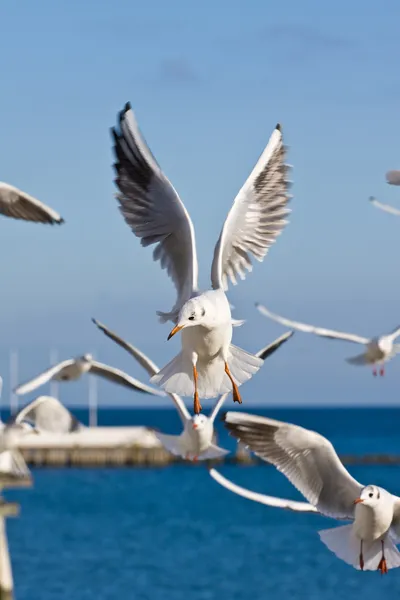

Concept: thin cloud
[[158, 58, 199, 85]]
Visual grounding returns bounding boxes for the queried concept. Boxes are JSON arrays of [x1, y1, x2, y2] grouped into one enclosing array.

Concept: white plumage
[[0, 182, 64, 224]]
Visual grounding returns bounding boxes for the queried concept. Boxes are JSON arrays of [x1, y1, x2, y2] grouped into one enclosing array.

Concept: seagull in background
[[256, 303, 400, 376], [92, 317, 294, 461], [13, 353, 166, 396], [0, 182, 64, 224], [9, 395, 84, 433], [369, 196, 400, 217]]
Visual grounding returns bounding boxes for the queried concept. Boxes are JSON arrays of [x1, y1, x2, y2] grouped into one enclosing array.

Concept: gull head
[[82, 353, 93, 362], [192, 413, 209, 431], [354, 485, 382, 508], [168, 297, 211, 340]]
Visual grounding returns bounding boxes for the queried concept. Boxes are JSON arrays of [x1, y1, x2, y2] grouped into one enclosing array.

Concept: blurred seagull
[[111, 103, 291, 413], [386, 170, 400, 186], [92, 317, 294, 461], [222, 411, 400, 574], [13, 353, 166, 396], [9, 395, 84, 433], [0, 182, 64, 224], [256, 303, 400, 376]]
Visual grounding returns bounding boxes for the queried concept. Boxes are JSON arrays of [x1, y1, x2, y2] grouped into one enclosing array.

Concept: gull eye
[[188, 315, 195, 321], [369, 493, 373, 498]]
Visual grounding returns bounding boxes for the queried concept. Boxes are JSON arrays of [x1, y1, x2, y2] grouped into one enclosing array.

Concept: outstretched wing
[[223, 412, 363, 520], [256, 304, 369, 345], [112, 103, 198, 322], [88, 361, 166, 396], [209, 468, 320, 513], [0, 182, 64, 224], [211, 123, 291, 290], [369, 197, 400, 216], [14, 360, 76, 395]]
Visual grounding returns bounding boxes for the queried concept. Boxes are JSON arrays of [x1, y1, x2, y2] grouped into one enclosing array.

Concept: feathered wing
[[369, 196, 400, 216], [0, 450, 30, 478], [208, 331, 294, 423], [112, 103, 199, 322], [223, 412, 363, 520], [386, 325, 400, 342], [209, 468, 319, 513], [0, 182, 64, 224], [13, 360, 76, 395], [211, 123, 291, 290], [10, 396, 82, 433], [256, 304, 369, 344], [88, 361, 166, 396], [91, 318, 190, 423]]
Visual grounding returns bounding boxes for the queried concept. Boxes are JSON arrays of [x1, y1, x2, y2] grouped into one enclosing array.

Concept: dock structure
[[12, 427, 400, 467], [0, 477, 32, 600]]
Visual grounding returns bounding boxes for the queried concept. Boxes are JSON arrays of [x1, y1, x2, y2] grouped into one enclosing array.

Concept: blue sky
[[1, 0, 400, 408]]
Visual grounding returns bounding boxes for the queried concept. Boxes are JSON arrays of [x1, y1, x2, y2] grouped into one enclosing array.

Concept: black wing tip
[[57, 217, 65, 225], [91, 317, 98, 325], [275, 123, 281, 131], [220, 411, 228, 423], [368, 196, 375, 202], [124, 101, 132, 112]]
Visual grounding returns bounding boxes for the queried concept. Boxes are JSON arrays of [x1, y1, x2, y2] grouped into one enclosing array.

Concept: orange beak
[[192, 423, 198, 429], [353, 498, 363, 504], [167, 324, 184, 340]]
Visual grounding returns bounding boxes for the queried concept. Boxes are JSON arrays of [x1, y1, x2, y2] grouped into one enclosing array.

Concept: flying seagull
[[13, 353, 166, 396], [111, 103, 291, 413], [92, 317, 294, 460], [256, 303, 400, 376], [222, 411, 400, 574]]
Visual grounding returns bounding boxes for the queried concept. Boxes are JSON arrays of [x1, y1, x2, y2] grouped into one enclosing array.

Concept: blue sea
[[5, 406, 400, 600]]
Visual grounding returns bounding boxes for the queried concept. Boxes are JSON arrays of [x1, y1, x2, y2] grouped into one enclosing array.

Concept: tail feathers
[[154, 432, 183, 457], [151, 345, 262, 399], [319, 525, 400, 571], [0, 450, 30, 478], [345, 353, 369, 366]]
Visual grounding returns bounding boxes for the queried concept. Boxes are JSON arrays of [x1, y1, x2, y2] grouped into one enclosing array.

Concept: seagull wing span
[[10, 396, 82, 433], [211, 123, 291, 290], [91, 319, 190, 422], [208, 331, 294, 423], [223, 412, 363, 520], [88, 361, 166, 396], [369, 197, 400, 216], [209, 468, 319, 513], [256, 304, 369, 345], [112, 103, 198, 322], [0, 182, 64, 224], [13, 360, 76, 396]]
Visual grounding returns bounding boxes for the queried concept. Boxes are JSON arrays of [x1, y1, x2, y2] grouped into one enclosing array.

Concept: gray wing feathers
[[88, 361, 166, 396], [0, 182, 64, 224]]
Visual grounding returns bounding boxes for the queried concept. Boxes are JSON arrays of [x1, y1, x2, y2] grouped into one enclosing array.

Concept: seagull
[[386, 171, 400, 186], [92, 317, 294, 460], [369, 196, 400, 216], [111, 102, 291, 414], [9, 395, 84, 433], [0, 182, 64, 224], [222, 411, 400, 574], [13, 353, 166, 396], [256, 303, 400, 376]]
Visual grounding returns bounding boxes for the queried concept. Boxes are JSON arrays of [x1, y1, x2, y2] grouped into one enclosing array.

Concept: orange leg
[[193, 365, 202, 414], [224, 362, 242, 404], [378, 541, 388, 575]]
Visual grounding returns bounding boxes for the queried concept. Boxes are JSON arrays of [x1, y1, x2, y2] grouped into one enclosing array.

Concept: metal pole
[[9, 352, 18, 417], [49, 349, 59, 399], [88, 352, 97, 428]]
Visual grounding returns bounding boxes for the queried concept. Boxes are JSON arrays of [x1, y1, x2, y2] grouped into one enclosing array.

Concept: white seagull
[[13, 353, 166, 396], [111, 102, 291, 413], [0, 182, 64, 224], [222, 411, 400, 574], [369, 196, 400, 216], [9, 395, 84, 433], [256, 303, 400, 376], [92, 317, 294, 461]]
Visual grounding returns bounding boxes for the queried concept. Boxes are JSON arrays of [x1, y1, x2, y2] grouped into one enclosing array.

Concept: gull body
[[0, 182, 64, 224], [256, 303, 400, 376], [13, 353, 165, 397], [92, 317, 294, 460], [222, 411, 400, 573], [112, 103, 291, 413]]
